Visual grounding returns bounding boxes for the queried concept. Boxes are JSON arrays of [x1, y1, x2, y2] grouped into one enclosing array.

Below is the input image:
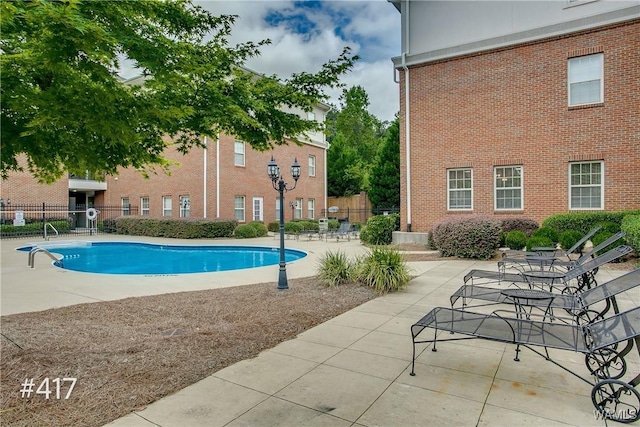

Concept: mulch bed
[[0, 277, 377, 427]]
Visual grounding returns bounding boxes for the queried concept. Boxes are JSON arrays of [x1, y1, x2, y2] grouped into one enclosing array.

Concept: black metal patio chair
[[410, 305, 640, 423], [464, 245, 633, 292], [499, 231, 625, 273], [450, 268, 640, 323]]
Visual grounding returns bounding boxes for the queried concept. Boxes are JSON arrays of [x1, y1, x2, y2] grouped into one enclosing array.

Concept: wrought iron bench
[[410, 305, 640, 423]]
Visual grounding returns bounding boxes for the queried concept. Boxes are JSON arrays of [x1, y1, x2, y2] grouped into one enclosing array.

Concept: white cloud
[[193, 1, 401, 121]]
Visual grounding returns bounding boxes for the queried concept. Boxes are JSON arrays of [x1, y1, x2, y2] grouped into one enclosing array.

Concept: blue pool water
[[18, 242, 307, 275]]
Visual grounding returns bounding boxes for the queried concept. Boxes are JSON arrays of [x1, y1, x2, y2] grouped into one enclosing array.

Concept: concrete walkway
[[1, 235, 636, 426]]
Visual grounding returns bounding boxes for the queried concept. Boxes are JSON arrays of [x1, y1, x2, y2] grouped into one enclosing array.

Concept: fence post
[[42, 202, 46, 238]]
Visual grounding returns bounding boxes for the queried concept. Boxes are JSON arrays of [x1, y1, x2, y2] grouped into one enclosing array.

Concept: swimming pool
[[18, 241, 307, 275]]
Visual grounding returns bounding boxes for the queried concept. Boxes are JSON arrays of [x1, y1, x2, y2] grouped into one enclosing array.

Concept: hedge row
[[0, 220, 71, 237], [542, 210, 640, 234], [108, 217, 238, 239], [430, 211, 640, 260], [621, 215, 640, 254]]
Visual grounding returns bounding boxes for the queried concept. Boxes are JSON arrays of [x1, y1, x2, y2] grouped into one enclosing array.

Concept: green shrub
[[526, 236, 554, 252], [354, 247, 411, 294], [248, 221, 268, 237], [542, 210, 640, 234], [558, 230, 585, 252], [359, 213, 400, 245], [595, 221, 620, 234], [591, 231, 622, 257], [316, 250, 354, 287], [500, 218, 539, 237], [530, 227, 559, 244], [234, 223, 258, 238], [505, 230, 527, 250], [267, 221, 280, 232], [0, 220, 71, 238], [234, 222, 267, 239], [431, 215, 501, 259], [621, 215, 640, 255], [328, 219, 340, 231], [295, 220, 319, 231], [284, 221, 303, 234], [113, 217, 237, 238]]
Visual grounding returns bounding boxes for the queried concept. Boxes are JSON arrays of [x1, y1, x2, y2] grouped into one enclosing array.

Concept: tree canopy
[[368, 116, 400, 209], [1, 0, 357, 182], [326, 85, 386, 196]]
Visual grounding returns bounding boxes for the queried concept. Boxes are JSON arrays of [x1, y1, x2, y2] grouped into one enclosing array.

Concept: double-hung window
[[162, 196, 172, 217], [495, 166, 523, 210], [569, 161, 603, 209], [447, 168, 472, 210], [234, 140, 245, 166], [140, 197, 150, 216], [121, 197, 130, 216], [179, 195, 190, 218], [308, 155, 316, 177], [234, 196, 245, 222], [294, 198, 303, 220], [307, 199, 315, 219], [568, 54, 603, 106]]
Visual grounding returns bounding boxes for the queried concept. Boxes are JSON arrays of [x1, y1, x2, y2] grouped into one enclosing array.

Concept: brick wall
[[399, 19, 640, 233], [2, 137, 326, 224], [0, 155, 68, 205], [102, 133, 326, 222]]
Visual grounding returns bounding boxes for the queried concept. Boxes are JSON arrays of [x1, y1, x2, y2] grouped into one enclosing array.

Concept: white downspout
[[203, 136, 208, 218], [216, 134, 220, 218], [402, 0, 412, 231]]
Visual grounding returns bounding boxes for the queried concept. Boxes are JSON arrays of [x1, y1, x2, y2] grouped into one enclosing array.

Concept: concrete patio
[[1, 235, 637, 426]]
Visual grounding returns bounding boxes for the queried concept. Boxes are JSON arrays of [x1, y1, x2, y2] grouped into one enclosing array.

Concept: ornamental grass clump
[[316, 250, 354, 287], [354, 247, 411, 294]]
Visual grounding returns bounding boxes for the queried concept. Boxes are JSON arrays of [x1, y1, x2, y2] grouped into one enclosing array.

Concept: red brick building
[[389, 0, 640, 236], [1, 107, 330, 227]]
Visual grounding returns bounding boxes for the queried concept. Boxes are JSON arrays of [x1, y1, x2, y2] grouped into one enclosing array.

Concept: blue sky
[[194, 1, 401, 121]]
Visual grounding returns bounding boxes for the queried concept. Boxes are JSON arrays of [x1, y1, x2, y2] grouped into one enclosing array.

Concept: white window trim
[[564, 0, 600, 9], [494, 166, 524, 211], [309, 155, 316, 177], [234, 140, 245, 167], [235, 195, 246, 222], [568, 53, 604, 107], [179, 195, 191, 218], [307, 199, 315, 219], [140, 197, 150, 216], [568, 161, 604, 210], [447, 168, 473, 211], [253, 197, 263, 222], [121, 197, 130, 216], [162, 196, 172, 217], [294, 198, 303, 220]]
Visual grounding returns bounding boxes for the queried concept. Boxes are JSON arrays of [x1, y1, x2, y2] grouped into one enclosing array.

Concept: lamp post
[[0, 198, 5, 225], [268, 156, 301, 290]]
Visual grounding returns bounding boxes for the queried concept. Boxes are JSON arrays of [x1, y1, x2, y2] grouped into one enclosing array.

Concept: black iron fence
[[0, 203, 135, 239], [319, 207, 399, 225]]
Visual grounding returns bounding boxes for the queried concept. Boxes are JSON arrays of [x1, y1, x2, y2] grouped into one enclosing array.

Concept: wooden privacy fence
[[323, 192, 398, 225]]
